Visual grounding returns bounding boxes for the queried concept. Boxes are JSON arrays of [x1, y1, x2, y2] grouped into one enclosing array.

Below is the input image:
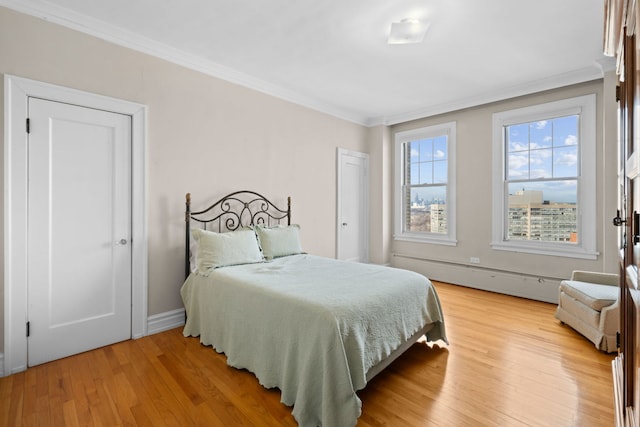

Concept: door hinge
[[26, 321, 30, 337], [616, 85, 621, 102], [26, 118, 30, 134], [617, 331, 621, 349]]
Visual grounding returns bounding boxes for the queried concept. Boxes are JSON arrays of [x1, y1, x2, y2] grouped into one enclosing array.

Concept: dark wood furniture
[[606, 1, 640, 424]]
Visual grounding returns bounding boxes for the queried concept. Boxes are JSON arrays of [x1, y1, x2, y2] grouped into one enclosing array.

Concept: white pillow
[[191, 228, 263, 274], [255, 225, 303, 260], [189, 236, 198, 273]]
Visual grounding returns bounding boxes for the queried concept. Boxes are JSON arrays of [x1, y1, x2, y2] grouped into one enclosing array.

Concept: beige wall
[[0, 7, 371, 353], [367, 125, 393, 265], [386, 77, 618, 301]]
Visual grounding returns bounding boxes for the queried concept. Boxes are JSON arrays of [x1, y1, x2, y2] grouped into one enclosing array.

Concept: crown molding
[[1, 1, 611, 128], [0, 0, 371, 126], [374, 64, 607, 126]]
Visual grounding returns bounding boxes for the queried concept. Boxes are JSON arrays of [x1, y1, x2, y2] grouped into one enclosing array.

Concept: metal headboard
[[185, 190, 291, 278]]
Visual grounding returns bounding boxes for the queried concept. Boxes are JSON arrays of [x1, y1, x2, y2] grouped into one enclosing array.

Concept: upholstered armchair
[[554, 270, 620, 353]]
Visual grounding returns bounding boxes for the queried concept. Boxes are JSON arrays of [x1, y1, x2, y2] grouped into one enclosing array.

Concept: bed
[[180, 191, 447, 427]]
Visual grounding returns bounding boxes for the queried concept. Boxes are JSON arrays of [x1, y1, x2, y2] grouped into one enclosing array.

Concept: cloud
[[508, 169, 528, 178], [434, 149, 445, 159], [555, 151, 577, 167], [530, 167, 551, 179], [530, 148, 552, 161], [534, 120, 548, 129], [509, 141, 528, 151], [557, 180, 577, 188], [509, 153, 528, 171], [564, 134, 577, 145]]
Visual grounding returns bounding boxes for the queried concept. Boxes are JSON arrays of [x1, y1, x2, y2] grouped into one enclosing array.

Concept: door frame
[[3, 75, 148, 376], [336, 148, 369, 262]]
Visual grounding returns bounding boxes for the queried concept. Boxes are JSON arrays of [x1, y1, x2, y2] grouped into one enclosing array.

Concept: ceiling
[[2, 0, 612, 126]]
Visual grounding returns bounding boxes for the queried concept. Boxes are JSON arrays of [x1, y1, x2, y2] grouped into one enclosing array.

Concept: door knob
[[118, 239, 128, 245], [342, 222, 348, 227]]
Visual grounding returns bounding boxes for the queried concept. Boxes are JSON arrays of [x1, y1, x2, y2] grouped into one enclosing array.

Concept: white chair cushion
[[560, 280, 618, 311], [558, 292, 600, 328]]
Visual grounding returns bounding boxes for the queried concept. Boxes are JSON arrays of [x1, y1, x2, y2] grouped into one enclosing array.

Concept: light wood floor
[[0, 282, 615, 426]]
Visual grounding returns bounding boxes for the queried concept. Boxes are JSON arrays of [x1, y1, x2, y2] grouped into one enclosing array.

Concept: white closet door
[[27, 97, 132, 366], [337, 149, 369, 263]]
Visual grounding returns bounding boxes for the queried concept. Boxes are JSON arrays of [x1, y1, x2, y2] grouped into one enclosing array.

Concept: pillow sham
[[189, 237, 198, 273], [255, 224, 303, 260], [191, 228, 263, 274]]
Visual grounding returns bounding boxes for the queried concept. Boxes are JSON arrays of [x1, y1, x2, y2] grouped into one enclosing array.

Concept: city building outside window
[[491, 94, 597, 259], [394, 122, 457, 246]]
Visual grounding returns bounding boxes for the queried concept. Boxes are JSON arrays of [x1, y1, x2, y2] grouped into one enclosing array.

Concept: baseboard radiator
[[392, 253, 561, 303]]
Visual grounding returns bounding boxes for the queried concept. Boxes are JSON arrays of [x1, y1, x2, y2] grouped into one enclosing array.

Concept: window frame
[[491, 94, 598, 259], [394, 121, 457, 246]]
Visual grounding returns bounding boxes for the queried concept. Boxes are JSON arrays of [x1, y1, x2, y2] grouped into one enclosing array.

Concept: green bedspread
[[181, 254, 447, 426]]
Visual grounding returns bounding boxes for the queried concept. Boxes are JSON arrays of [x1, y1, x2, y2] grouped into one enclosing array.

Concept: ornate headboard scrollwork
[[185, 190, 291, 278]]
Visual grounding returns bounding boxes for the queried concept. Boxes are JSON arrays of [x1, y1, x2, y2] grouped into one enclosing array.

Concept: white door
[[27, 97, 132, 366], [337, 148, 369, 262]]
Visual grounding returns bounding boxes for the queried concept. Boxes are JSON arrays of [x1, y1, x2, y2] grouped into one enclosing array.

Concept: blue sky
[[408, 136, 448, 205], [409, 136, 448, 185], [507, 115, 578, 179], [405, 116, 579, 204], [506, 115, 578, 203]]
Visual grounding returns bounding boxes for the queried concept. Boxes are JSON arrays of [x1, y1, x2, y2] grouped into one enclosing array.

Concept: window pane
[[508, 152, 529, 179], [506, 181, 577, 243], [530, 148, 553, 179], [506, 113, 579, 181], [507, 124, 528, 152], [419, 139, 433, 162], [552, 115, 578, 147], [433, 160, 447, 183], [420, 162, 432, 184], [433, 136, 447, 160], [409, 141, 420, 161], [408, 139, 448, 185], [530, 120, 552, 149], [508, 180, 577, 204], [407, 186, 447, 234], [410, 161, 420, 185], [553, 145, 578, 177]]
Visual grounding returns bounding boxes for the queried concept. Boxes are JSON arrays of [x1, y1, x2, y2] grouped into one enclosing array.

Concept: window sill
[[394, 234, 458, 247], [490, 241, 599, 260]]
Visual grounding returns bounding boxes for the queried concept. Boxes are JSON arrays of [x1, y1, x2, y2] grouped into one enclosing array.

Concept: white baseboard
[[147, 308, 185, 335], [0, 353, 4, 377]]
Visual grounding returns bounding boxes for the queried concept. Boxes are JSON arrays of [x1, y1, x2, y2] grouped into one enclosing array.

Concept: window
[[394, 122, 457, 245], [491, 94, 597, 259]]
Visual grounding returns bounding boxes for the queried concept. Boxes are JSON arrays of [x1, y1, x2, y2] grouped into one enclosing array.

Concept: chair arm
[[571, 270, 619, 286], [599, 299, 620, 335]]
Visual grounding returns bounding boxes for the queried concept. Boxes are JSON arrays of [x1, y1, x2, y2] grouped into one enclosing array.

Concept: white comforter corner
[[181, 254, 446, 427]]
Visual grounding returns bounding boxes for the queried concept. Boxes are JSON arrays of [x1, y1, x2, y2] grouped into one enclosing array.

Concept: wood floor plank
[[0, 281, 615, 426], [7, 378, 25, 427], [61, 399, 81, 427], [0, 374, 15, 426], [65, 352, 97, 426]]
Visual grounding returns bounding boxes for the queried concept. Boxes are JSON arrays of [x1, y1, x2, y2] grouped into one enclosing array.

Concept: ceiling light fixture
[[387, 18, 429, 45]]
